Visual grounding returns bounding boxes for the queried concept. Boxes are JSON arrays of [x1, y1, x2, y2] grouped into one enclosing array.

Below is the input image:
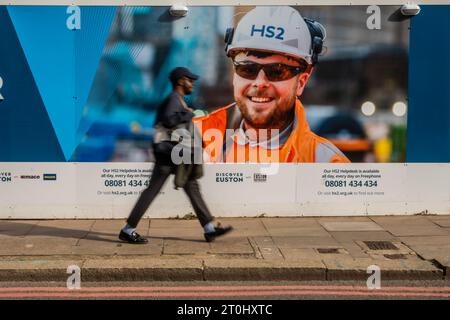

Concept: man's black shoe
[[204, 225, 233, 242], [119, 230, 148, 244]]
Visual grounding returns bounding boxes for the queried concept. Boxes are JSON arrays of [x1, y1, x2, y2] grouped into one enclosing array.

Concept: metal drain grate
[[364, 241, 398, 250], [317, 248, 340, 254]]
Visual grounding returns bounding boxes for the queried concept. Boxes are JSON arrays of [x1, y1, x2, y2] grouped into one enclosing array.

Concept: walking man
[[119, 67, 233, 244]]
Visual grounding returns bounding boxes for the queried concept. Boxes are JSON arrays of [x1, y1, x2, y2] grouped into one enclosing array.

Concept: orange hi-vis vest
[[193, 99, 350, 163]]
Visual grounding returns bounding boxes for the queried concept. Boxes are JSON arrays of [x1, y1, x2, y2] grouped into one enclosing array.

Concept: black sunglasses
[[233, 60, 308, 82]]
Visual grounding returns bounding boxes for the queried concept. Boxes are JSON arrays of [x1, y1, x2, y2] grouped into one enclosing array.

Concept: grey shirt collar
[[235, 114, 297, 150]]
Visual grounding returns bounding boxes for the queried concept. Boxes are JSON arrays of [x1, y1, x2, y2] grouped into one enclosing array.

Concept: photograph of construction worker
[[193, 7, 350, 163], [68, 6, 407, 164], [119, 67, 233, 244]]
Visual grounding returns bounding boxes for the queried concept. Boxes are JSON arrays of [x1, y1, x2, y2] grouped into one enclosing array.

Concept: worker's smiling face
[[233, 51, 311, 130]]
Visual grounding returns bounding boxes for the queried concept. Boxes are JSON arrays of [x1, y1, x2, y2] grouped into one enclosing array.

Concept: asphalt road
[[0, 280, 449, 300]]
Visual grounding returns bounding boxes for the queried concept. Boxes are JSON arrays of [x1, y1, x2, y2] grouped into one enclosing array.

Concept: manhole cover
[[384, 254, 407, 260], [317, 248, 340, 254], [364, 241, 398, 250]]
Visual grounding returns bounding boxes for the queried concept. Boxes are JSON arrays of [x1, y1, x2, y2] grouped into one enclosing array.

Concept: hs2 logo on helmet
[[250, 25, 285, 40]]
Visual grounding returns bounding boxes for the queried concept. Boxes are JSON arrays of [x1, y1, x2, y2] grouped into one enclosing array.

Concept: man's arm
[[161, 95, 194, 128]]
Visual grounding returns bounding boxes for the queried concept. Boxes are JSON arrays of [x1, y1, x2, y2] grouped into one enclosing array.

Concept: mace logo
[[20, 175, 41, 180], [43, 174, 57, 181]]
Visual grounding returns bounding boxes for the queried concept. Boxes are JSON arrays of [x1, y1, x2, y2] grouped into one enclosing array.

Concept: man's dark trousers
[[126, 153, 214, 229]]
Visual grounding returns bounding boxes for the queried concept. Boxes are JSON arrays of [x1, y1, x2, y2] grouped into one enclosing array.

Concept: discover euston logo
[[216, 172, 244, 183], [0, 172, 12, 183]]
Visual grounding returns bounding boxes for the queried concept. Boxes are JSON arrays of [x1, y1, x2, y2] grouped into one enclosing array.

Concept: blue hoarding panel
[[408, 5, 450, 162]]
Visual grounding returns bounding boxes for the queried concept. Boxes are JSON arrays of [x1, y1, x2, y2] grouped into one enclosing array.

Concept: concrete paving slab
[[208, 238, 255, 255], [251, 236, 275, 246], [330, 231, 396, 242], [371, 216, 449, 236], [91, 219, 128, 232], [318, 217, 374, 223], [399, 235, 450, 246], [115, 238, 164, 256], [397, 240, 450, 266], [247, 238, 263, 259], [261, 217, 323, 228], [279, 248, 324, 261], [321, 221, 383, 232], [404, 245, 450, 261], [34, 220, 94, 229], [427, 216, 450, 228], [262, 218, 332, 237], [338, 242, 370, 259], [72, 238, 120, 255], [89, 220, 148, 238], [150, 219, 203, 229], [379, 225, 449, 237], [250, 236, 284, 260], [225, 227, 268, 237], [203, 258, 327, 281], [149, 228, 204, 241], [323, 256, 443, 280], [433, 257, 450, 279], [82, 231, 121, 241], [0, 238, 27, 256], [82, 258, 204, 281], [0, 259, 84, 282], [371, 216, 430, 224], [25, 227, 87, 239], [258, 246, 284, 260], [218, 219, 267, 237], [20, 237, 78, 255], [218, 218, 266, 228], [271, 236, 341, 249], [93, 220, 150, 237], [265, 227, 331, 237], [26, 220, 93, 238], [163, 239, 211, 255], [0, 220, 39, 237]]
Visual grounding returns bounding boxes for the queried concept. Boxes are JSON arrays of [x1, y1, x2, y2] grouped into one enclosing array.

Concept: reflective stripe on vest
[[315, 142, 347, 163]]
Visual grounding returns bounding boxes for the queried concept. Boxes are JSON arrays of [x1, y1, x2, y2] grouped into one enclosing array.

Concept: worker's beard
[[235, 92, 297, 131]]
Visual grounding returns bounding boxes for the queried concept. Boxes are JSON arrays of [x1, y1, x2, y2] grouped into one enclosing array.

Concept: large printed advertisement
[[0, 5, 449, 218], [1, 5, 409, 163]]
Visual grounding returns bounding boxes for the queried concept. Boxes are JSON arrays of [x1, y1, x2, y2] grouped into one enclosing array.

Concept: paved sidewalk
[[0, 216, 449, 282]]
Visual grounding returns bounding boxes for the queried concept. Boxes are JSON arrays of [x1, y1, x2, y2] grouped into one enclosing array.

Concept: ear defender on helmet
[[224, 27, 234, 55], [303, 18, 326, 65]]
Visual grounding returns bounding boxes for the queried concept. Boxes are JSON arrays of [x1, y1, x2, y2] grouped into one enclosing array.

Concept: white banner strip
[[1, 163, 449, 218]]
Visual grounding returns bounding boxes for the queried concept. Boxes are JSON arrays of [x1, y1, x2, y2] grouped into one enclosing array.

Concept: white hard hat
[[225, 6, 325, 65]]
